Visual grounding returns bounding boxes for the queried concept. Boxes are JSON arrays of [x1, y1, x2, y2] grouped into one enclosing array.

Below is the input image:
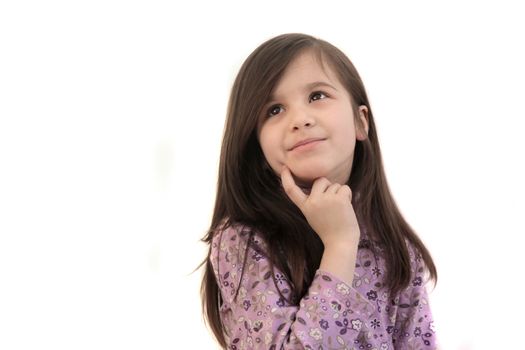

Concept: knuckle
[[309, 199, 323, 211], [339, 186, 352, 199]]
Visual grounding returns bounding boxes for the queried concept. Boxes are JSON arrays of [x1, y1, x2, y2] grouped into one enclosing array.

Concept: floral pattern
[[209, 223, 436, 349]]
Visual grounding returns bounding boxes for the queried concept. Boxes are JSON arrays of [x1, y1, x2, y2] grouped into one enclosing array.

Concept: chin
[[291, 169, 329, 187]]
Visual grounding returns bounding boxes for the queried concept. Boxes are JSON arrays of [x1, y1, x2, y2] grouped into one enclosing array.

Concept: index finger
[[280, 166, 307, 207]]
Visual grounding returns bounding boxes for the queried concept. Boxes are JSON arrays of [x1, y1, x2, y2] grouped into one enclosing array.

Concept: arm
[[392, 243, 437, 349], [210, 224, 383, 349]]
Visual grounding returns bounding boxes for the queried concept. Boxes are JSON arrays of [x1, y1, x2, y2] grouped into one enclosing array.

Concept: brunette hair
[[199, 33, 437, 348]]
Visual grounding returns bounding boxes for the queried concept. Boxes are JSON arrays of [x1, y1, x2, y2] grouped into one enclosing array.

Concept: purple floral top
[[210, 223, 436, 349]]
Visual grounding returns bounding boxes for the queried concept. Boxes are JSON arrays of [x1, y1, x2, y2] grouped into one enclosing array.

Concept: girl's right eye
[[267, 105, 283, 118]]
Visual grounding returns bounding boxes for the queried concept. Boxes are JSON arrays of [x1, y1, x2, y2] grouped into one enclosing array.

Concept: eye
[[265, 91, 329, 118], [310, 91, 328, 102], [267, 104, 284, 118]]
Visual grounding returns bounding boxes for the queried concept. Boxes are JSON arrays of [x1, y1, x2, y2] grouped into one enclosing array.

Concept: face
[[257, 50, 369, 188]]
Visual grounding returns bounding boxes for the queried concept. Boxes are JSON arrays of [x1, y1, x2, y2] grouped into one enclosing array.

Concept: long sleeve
[[391, 242, 437, 349], [210, 224, 389, 349]]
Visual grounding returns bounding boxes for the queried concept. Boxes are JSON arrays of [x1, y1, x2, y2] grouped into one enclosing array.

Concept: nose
[[289, 107, 316, 131]]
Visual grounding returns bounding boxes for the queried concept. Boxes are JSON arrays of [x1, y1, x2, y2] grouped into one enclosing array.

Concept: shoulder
[[210, 222, 250, 270], [210, 222, 268, 266], [210, 222, 251, 254]]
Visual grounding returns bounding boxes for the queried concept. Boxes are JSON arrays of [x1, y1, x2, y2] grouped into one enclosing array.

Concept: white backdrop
[[1, 1, 524, 349]]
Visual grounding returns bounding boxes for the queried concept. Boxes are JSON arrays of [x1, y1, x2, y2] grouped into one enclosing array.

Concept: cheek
[[259, 139, 285, 176], [334, 123, 357, 154], [259, 126, 280, 159]]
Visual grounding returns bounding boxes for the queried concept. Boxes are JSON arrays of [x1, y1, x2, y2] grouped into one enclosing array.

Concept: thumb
[[280, 166, 307, 207]]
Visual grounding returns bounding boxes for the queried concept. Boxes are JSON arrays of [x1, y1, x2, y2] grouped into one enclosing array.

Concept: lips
[[289, 138, 326, 151]]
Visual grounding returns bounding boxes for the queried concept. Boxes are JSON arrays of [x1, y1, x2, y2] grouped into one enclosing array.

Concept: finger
[[280, 166, 307, 206], [326, 183, 342, 194], [310, 177, 331, 197], [337, 185, 353, 201]]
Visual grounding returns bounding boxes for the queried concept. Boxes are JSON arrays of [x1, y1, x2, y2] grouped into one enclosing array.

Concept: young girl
[[200, 33, 438, 349]]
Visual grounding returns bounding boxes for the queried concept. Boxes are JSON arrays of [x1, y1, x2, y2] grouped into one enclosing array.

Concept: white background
[[1, 1, 524, 349]]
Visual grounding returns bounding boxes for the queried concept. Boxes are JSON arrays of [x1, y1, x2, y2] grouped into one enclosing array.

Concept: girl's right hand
[[280, 166, 361, 249]]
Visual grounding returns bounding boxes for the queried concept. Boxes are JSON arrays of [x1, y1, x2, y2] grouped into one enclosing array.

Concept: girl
[[200, 33, 438, 349]]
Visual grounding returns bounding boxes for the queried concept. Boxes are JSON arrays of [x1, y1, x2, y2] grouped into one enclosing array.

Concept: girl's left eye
[[310, 91, 328, 102]]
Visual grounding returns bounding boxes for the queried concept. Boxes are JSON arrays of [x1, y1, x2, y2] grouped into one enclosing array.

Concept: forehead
[[269, 51, 341, 100]]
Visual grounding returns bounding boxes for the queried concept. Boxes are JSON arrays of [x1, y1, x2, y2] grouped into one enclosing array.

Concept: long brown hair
[[199, 33, 437, 348]]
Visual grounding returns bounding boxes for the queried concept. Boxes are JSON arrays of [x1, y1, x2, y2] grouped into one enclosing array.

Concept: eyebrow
[[266, 81, 338, 105]]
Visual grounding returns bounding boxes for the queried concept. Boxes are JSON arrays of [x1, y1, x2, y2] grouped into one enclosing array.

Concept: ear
[[356, 105, 369, 140]]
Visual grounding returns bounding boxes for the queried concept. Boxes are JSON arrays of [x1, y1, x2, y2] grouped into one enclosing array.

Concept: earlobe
[[356, 106, 369, 140]]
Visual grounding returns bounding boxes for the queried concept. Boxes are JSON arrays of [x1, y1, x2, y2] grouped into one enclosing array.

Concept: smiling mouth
[[290, 139, 325, 151]]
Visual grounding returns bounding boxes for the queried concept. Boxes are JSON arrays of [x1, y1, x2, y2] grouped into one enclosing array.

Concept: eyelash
[[266, 91, 329, 118]]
